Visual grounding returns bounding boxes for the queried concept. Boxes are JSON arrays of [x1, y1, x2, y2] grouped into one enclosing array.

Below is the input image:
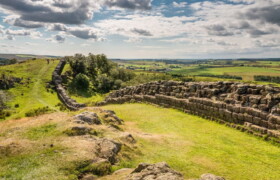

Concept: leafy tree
[[67, 54, 87, 76], [66, 53, 135, 93], [72, 73, 90, 91]]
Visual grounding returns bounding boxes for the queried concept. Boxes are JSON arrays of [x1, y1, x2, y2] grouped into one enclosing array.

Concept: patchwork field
[[116, 59, 280, 83]]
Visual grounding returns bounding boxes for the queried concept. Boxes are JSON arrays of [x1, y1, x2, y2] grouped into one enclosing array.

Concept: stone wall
[[99, 81, 280, 142], [52, 59, 86, 110]]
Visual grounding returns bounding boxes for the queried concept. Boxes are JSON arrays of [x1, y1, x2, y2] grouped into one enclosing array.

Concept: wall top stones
[[106, 80, 280, 115]]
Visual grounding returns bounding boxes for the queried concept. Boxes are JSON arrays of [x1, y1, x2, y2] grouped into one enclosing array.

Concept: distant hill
[[0, 53, 60, 62]]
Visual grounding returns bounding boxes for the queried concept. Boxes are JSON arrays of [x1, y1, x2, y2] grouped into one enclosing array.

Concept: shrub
[[72, 73, 90, 91], [95, 74, 114, 93], [254, 75, 280, 83], [25, 106, 53, 117]]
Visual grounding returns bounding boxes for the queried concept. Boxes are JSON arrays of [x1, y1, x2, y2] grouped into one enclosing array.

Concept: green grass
[[170, 66, 280, 81], [71, 93, 106, 106], [0, 146, 69, 180], [104, 103, 280, 180], [0, 59, 61, 120], [24, 123, 59, 140]]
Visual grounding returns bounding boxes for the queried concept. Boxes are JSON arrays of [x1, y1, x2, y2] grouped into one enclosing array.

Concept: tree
[[67, 54, 87, 76], [72, 73, 90, 91]]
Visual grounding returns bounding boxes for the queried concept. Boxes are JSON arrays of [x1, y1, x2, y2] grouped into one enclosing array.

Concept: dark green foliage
[[73, 160, 112, 177], [0, 110, 11, 119], [0, 58, 17, 66], [25, 106, 53, 117], [196, 74, 242, 80], [67, 54, 87, 76], [71, 73, 90, 91], [254, 75, 280, 83], [55, 103, 68, 111], [0, 73, 22, 90], [66, 53, 135, 93], [63, 128, 101, 136]]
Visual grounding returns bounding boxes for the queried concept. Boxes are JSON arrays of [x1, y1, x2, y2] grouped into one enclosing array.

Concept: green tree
[[72, 73, 90, 91]]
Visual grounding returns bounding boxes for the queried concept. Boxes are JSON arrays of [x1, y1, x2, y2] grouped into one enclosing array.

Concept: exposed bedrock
[[99, 80, 280, 142], [52, 59, 86, 110]]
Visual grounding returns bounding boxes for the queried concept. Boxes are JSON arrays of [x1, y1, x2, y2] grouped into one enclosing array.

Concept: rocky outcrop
[[95, 138, 122, 164], [52, 59, 86, 110], [119, 132, 136, 144], [126, 162, 184, 180], [99, 81, 280, 142], [100, 110, 124, 126], [74, 112, 101, 125]]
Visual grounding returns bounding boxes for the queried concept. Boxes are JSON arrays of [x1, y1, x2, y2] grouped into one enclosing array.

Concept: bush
[[196, 74, 242, 80], [95, 74, 114, 93], [72, 73, 90, 91], [25, 106, 53, 117], [0, 110, 11, 119], [254, 75, 280, 83]]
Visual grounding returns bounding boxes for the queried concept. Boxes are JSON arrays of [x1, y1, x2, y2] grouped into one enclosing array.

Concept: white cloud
[[4, 29, 42, 39], [172, 2, 187, 8]]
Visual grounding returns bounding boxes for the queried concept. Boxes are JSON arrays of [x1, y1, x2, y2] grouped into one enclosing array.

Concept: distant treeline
[[196, 74, 242, 80], [254, 75, 280, 83], [0, 58, 18, 66]]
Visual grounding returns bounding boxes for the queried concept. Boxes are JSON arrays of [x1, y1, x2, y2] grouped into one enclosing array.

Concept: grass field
[[104, 103, 280, 180], [0, 59, 60, 120], [170, 66, 280, 81], [117, 60, 280, 82]]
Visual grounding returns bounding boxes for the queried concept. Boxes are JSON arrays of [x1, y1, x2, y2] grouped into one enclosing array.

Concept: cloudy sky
[[0, 0, 279, 59]]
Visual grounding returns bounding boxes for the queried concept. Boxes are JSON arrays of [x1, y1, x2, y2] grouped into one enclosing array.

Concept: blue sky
[[0, 0, 279, 59]]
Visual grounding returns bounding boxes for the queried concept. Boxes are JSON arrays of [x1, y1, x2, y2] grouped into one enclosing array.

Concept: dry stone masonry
[[99, 81, 280, 142], [52, 59, 86, 110]]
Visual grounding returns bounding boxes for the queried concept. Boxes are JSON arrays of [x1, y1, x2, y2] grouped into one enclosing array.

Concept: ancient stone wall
[[52, 59, 86, 110], [99, 81, 280, 142]]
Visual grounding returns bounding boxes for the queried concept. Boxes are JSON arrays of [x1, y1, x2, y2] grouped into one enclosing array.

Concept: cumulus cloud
[[172, 2, 187, 8], [104, 0, 152, 10], [48, 23, 68, 31], [94, 15, 195, 40], [67, 27, 98, 40], [54, 34, 65, 43], [131, 28, 152, 36], [6, 35, 15, 40], [0, 0, 152, 26], [48, 24, 102, 40], [255, 39, 280, 47], [205, 24, 234, 36], [4, 17, 44, 28], [241, 5, 280, 26], [3, 29, 42, 40]]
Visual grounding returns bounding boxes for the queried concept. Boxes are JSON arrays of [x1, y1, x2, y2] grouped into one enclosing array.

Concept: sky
[[0, 0, 280, 59]]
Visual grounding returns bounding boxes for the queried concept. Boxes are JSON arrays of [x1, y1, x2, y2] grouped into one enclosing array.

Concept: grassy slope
[[104, 103, 280, 180], [0, 59, 60, 120], [0, 112, 97, 180]]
